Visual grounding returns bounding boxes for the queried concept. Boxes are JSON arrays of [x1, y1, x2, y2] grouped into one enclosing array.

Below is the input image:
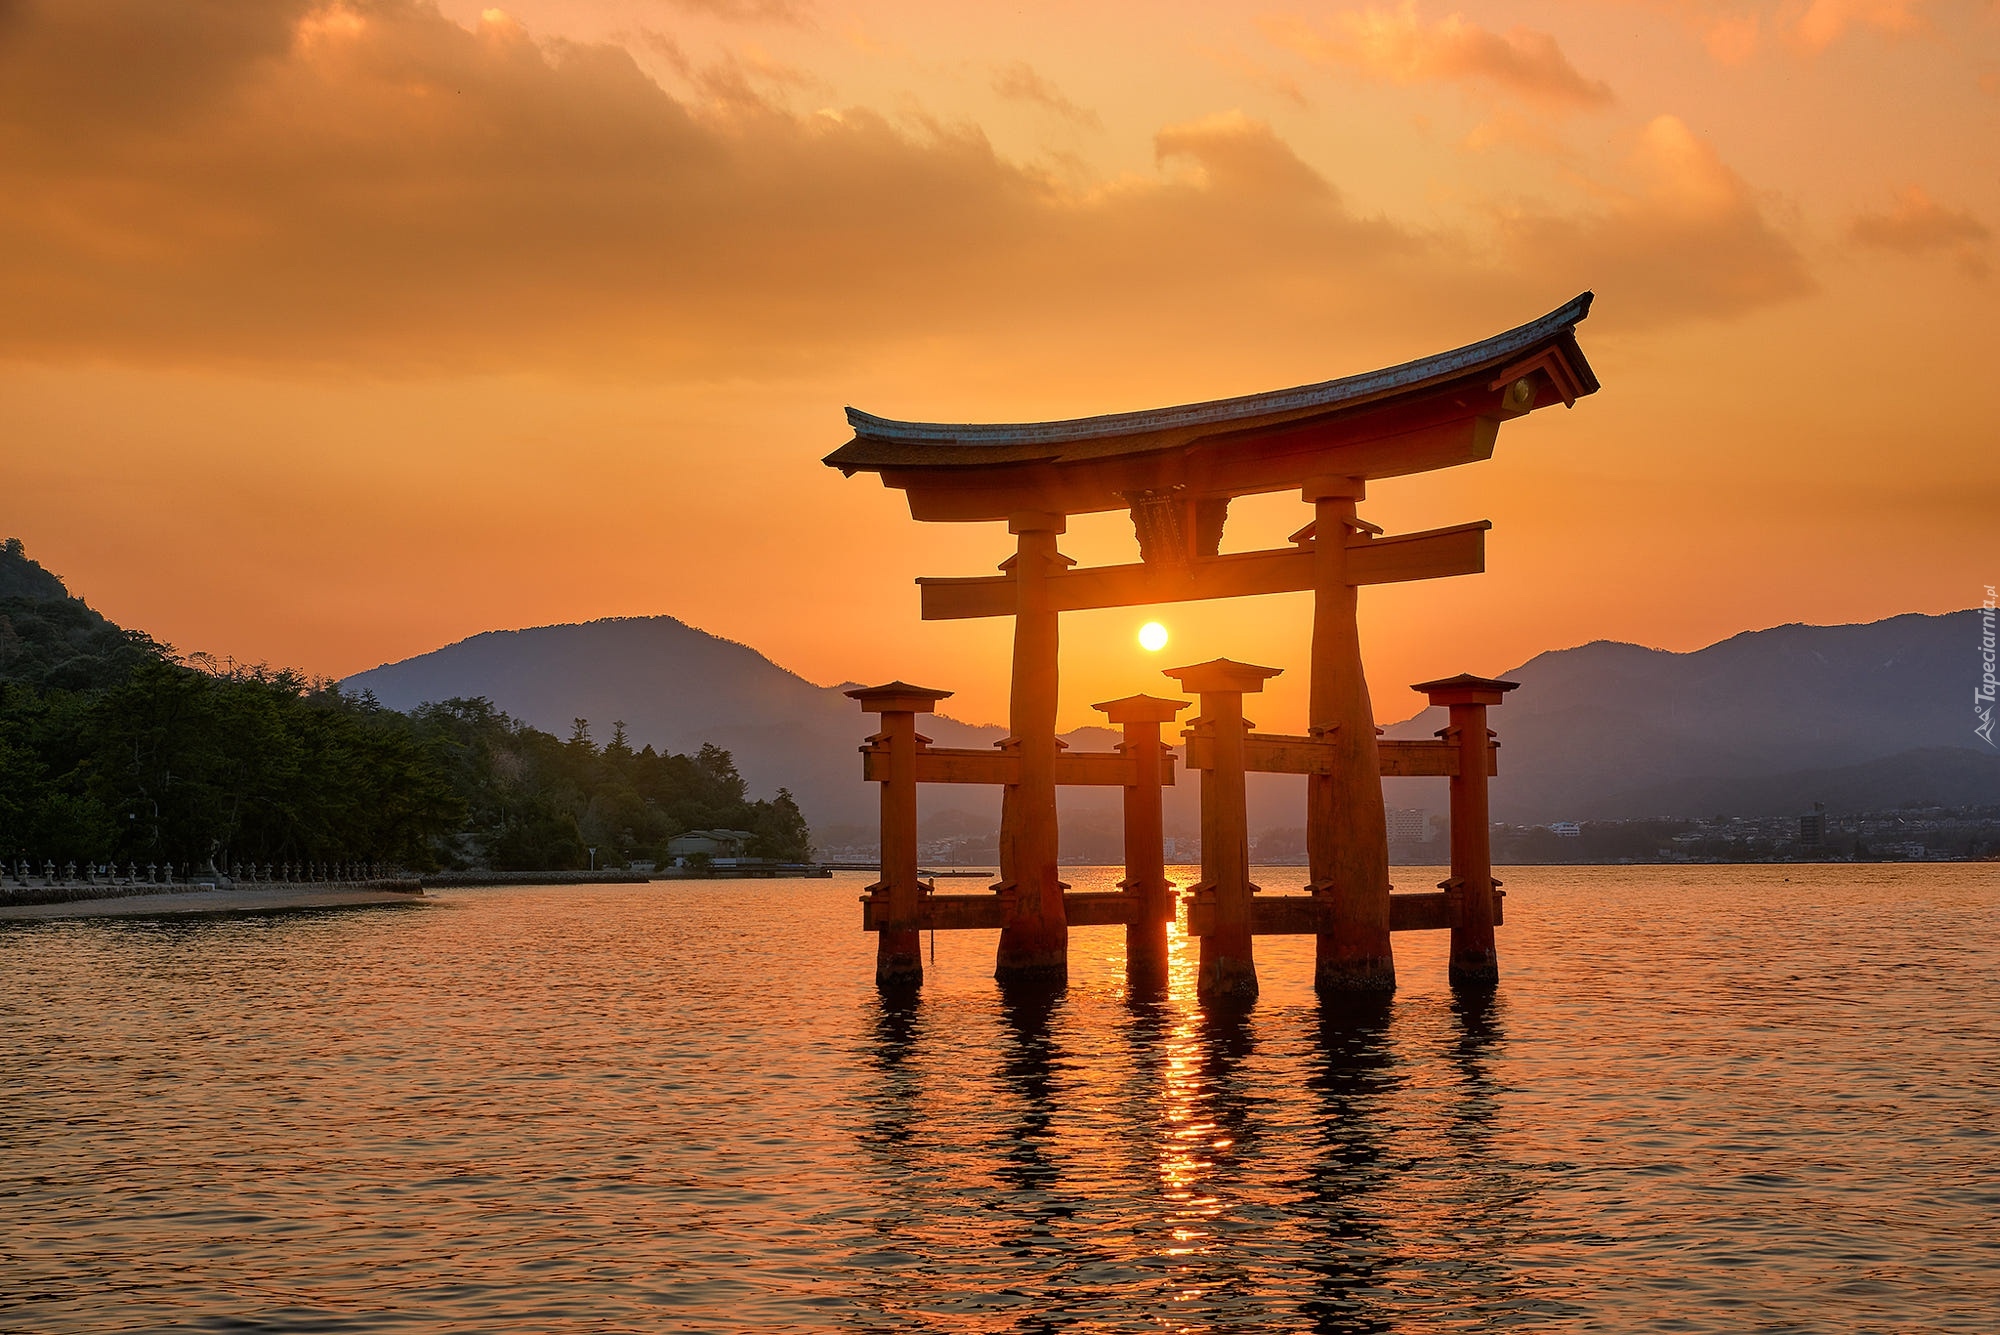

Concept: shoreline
[[0, 884, 430, 921], [8, 859, 1990, 924]]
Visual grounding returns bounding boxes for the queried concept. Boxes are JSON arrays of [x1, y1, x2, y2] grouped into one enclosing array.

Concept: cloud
[[1491, 116, 1814, 324], [1645, 0, 1931, 62], [1198, 44, 1314, 110], [1790, 0, 1926, 49], [1701, 12, 1761, 64], [0, 0, 1417, 376], [0, 2, 1804, 378], [653, 0, 815, 26], [990, 61, 1101, 128], [1153, 110, 1339, 200], [1849, 186, 1991, 274], [1264, 4, 1613, 110]]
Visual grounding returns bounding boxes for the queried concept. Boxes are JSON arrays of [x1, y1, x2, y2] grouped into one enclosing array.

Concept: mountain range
[[342, 609, 2000, 835], [1384, 612, 1996, 822]]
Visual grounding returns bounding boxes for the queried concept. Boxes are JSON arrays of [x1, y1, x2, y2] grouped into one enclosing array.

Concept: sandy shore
[[0, 885, 430, 921]]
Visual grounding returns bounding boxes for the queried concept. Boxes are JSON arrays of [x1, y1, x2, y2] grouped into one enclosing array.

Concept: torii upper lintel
[[823, 293, 1598, 523]]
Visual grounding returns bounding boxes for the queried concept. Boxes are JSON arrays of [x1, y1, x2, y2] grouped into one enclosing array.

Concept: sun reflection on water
[[4, 865, 1997, 1332]]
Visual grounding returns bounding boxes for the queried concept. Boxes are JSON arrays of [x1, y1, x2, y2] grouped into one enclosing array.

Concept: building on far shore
[[1549, 821, 1582, 838], [1800, 803, 1825, 849], [1387, 808, 1430, 844], [667, 829, 757, 861]]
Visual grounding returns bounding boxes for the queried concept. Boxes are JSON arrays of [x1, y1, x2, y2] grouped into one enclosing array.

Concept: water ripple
[[2, 864, 1996, 1332]]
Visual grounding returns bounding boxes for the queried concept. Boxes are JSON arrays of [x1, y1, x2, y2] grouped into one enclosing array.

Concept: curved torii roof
[[826, 292, 1598, 522]]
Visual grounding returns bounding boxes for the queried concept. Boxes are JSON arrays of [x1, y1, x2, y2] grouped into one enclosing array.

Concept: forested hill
[[0, 536, 161, 691], [0, 539, 807, 873]]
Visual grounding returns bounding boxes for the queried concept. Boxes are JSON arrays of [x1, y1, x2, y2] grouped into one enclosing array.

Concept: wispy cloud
[[1849, 186, 1990, 274], [1492, 116, 1813, 324], [654, 0, 815, 27], [1790, 0, 1927, 50], [1648, 0, 1932, 65], [1198, 43, 1314, 110], [1263, 4, 1614, 110], [990, 61, 1102, 129]]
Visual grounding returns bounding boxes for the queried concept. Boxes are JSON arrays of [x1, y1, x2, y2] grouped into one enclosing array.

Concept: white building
[[1387, 808, 1429, 843]]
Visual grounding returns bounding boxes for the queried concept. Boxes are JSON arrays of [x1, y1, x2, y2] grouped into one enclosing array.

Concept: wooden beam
[[1184, 890, 1504, 936], [1377, 738, 1456, 776], [863, 746, 1012, 785], [1056, 751, 1178, 787], [862, 889, 1142, 932], [1187, 731, 1333, 774], [1181, 733, 1496, 777], [1064, 891, 1143, 927], [918, 522, 1489, 621], [892, 407, 1509, 523], [1349, 522, 1490, 586], [862, 746, 1176, 786], [865, 887, 1503, 934]]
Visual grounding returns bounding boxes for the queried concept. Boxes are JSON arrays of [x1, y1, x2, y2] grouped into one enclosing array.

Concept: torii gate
[[827, 293, 1599, 990]]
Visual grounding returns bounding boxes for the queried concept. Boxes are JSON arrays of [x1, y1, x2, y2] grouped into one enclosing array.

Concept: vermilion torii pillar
[[846, 681, 953, 988], [995, 513, 1069, 983], [1415, 674, 1518, 988], [1093, 692, 1189, 988], [1166, 658, 1281, 1002], [1304, 476, 1396, 993]]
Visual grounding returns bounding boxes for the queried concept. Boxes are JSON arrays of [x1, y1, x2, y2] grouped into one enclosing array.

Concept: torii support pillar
[[1414, 674, 1519, 989], [1305, 476, 1396, 995], [1093, 693, 1190, 989], [848, 681, 954, 989], [1166, 658, 1282, 1003], [996, 512, 1069, 984]]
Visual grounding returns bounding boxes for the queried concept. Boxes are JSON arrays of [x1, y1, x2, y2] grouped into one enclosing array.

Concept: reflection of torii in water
[[830, 294, 1600, 1000]]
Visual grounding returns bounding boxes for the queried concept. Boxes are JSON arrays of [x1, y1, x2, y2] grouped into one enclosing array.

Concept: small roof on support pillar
[[1092, 693, 1191, 725], [846, 681, 955, 714], [1163, 659, 1284, 696], [1411, 673, 1520, 707]]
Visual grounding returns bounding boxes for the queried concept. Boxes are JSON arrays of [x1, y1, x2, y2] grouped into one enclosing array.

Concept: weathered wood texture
[[862, 888, 1504, 935], [996, 519, 1067, 980], [1167, 660, 1281, 1002], [828, 295, 1599, 525], [1414, 674, 1518, 988], [861, 890, 1136, 932], [1095, 693, 1186, 987], [845, 682, 955, 987], [1183, 733, 1497, 777], [1183, 890, 1505, 936], [1306, 487, 1396, 995], [888, 410, 1510, 522], [861, 746, 1176, 787], [918, 522, 1488, 620]]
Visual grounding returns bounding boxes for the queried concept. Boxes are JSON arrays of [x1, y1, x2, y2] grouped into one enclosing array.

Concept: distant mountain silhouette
[[341, 616, 1122, 830], [1383, 610, 1998, 821], [344, 609, 1999, 835]]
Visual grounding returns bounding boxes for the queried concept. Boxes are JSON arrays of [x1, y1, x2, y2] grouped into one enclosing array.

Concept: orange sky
[[3, 0, 1994, 732]]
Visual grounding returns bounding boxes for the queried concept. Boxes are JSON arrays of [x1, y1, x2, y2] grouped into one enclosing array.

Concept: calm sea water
[[4, 865, 1996, 1333]]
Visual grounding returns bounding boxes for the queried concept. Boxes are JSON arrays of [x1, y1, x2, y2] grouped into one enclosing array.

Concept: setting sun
[[1139, 621, 1169, 652]]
